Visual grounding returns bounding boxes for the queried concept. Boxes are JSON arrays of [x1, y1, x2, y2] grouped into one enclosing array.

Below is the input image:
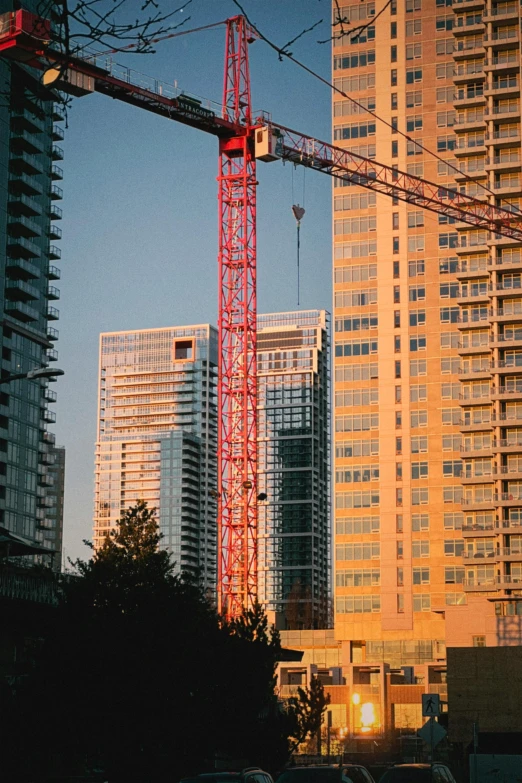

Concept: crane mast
[[217, 17, 258, 617], [2, 8, 522, 617]]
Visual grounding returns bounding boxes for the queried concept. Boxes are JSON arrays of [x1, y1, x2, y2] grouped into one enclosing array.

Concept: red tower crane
[[2, 9, 522, 617]]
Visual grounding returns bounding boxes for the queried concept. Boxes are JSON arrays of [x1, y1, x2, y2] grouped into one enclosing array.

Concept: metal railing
[[0, 566, 58, 605]]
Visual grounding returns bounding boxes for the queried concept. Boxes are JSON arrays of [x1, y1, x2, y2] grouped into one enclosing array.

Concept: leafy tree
[[2, 502, 292, 781], [286, 676, 331, 753]]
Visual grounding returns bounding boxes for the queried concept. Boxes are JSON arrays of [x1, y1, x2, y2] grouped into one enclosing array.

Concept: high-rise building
[[257, 310, 330, 630], [47, 444, 65, 570], [0, 1, 62, 552], [332, 0, 522, 729], [93, 325, 218, 588]]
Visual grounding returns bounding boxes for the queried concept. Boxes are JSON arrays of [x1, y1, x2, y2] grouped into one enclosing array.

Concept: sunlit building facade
[[0, 0, 63, 552], [332, 0, 522, 733], [257, 310, 330, 629], [93, 325, 218, 589]]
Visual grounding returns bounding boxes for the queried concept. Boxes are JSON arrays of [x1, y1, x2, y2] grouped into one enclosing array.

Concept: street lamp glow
[[352, 692, 361, 705]]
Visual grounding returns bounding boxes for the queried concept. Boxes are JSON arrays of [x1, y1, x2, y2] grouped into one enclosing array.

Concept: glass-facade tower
[[0, 1, 62, 551], [257, 310, 330, 629], [93, 325, 218, 588]]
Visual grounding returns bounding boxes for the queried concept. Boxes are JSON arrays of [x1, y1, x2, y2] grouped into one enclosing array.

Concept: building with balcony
[[331, 0, 522, 739], [0, 1, 62, 553], [256, 311, 330, 630], [93, 326, 218, 590]]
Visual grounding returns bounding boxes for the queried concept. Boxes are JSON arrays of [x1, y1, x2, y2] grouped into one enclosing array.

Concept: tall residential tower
[[93, 326, 218, 588], [0, 0, 63, 553], [332, 0, 522, 728], [257, 310, 330, 629]]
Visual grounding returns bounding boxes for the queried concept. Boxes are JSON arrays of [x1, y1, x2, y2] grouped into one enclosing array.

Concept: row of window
[[336, 539, 464, 561], [335, 512, 466, 534]]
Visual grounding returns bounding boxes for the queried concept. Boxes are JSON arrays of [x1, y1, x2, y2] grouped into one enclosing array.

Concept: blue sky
[[55, 0, 333, 564]]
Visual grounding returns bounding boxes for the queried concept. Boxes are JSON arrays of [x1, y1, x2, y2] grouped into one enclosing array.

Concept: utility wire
[[95, 18, 227, 58], [232, 0, 520, 214]]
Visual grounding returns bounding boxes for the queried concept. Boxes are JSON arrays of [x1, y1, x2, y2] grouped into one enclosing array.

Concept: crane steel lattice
[[2, 8, 522, 617]]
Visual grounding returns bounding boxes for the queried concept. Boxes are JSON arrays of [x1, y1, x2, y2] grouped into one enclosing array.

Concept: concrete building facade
[[93, 325, 218, 589], [331, 0, 522, 732], [257, 310, 330, 629], [0, 0, 62, 554]]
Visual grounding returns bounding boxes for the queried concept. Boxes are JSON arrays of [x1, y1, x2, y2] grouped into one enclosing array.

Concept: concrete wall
[[447, 647, 522, 743]]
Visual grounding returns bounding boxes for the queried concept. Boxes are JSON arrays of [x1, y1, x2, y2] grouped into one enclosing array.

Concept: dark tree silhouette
[[1, 502, 296, 782]]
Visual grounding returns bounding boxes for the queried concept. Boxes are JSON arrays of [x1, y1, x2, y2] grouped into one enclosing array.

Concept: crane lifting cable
[[292, 204, 305, 306]]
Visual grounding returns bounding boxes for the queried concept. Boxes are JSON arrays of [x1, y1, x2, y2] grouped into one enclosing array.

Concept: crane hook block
[[292, 205, 305, 223]]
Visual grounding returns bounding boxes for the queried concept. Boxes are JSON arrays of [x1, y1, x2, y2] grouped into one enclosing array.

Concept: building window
[[396, 514, 404, 532], [406, 19, 422, 36], [413, 595, 431, 612], [411, 436, 428, 453], [410, 384, 427, 402], [397, 594, 405, 613], [413, 566, 430, 584], [391, 45, 397, 62], [473, 636, 486, 647], [396, 437, 402, 455], [406, 43, 422, 60], [444, 539, 464, 557], [412, 462, 429, 479], [395, 362, 402, 380], [394, 310, 401, 328], [391, 69, 397, 86], [406, 68, 422, 84], [410, 361, 427, 379], [412, 513, 429, 531], [410, 310, 426, 327], [412, 487, 429, 505]]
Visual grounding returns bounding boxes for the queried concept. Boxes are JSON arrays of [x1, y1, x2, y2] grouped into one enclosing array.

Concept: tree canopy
[[2, 502, 327, 782]]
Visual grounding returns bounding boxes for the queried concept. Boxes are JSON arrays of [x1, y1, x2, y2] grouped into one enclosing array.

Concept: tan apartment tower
[[332, 0, 522, 733]]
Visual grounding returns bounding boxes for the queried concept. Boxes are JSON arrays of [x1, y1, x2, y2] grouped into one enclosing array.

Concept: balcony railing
[[497, 547, 522, 557], [485, 29, 519, 43], [495, 439, 522, 448], [493, 153, 521, 165], [0, 566, 58, 605], [495, 386, 522, 395], [462, 522, 496, 532], [496, 574, 522, 585]]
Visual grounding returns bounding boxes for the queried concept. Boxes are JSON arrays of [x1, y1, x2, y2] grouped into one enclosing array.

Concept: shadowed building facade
[[0, 0, 63, 554], [257, 310, 330, 630]]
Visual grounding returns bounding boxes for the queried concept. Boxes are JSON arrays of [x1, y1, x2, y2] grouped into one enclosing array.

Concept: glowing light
[[360, 702, 376, 733], [352, 692, 361, 705]]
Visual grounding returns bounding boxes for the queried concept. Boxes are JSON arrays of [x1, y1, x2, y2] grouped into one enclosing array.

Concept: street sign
[[418, 717, 447, 748], [422, 693, 441, 717]]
